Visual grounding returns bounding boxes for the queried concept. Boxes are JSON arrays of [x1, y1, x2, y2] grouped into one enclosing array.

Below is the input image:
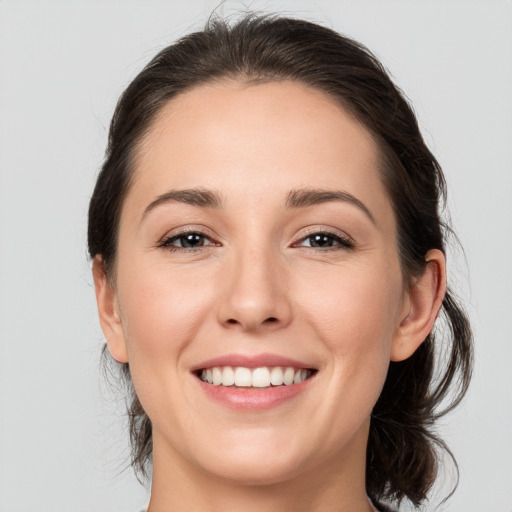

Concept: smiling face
[[94, 80, 435, 496]]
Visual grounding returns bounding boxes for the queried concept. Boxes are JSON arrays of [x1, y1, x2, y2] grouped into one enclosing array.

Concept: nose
[[216, 246, 292, 333]]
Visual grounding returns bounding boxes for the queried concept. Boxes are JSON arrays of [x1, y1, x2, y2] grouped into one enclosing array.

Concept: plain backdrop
[[0, 1, 511, 511]]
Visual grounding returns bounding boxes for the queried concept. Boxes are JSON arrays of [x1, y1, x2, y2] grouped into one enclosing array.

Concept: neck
[[147, 426, 376, 512]]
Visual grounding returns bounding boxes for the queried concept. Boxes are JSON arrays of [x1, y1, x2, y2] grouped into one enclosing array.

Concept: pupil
[[183, 234, 202, 247], [311, 234, 333, 247]]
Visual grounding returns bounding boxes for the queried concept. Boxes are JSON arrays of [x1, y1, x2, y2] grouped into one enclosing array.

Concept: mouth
[[197, 365, 316, 388], [192, 354, 318, 409]]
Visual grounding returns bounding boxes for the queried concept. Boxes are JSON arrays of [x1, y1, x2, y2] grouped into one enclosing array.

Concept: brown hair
[[88, 13, 473, 509]]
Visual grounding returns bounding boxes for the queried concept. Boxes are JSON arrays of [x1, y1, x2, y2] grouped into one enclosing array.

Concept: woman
[[88, 14, 472, 512]]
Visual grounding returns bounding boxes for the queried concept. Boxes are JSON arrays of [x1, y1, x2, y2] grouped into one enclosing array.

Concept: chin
[[185, 429, 320, 487], [202, 454, 307, 487]]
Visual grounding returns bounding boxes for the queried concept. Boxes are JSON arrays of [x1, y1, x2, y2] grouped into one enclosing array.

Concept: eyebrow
[[286, 188, 376, 224], [142, 188, 222, 220], [141, 186, 375, 224]]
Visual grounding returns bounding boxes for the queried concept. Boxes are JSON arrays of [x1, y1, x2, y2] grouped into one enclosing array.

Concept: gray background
[[0, 1, 511, 511]]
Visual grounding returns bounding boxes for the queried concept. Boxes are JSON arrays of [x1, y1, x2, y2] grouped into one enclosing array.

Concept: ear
[[391, 249, 446, 362], [92, 256, 129, 363]]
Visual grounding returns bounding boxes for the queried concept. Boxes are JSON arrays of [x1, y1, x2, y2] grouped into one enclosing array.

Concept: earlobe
[[391, 249, 446, 362], [92, 256, 129, 363]]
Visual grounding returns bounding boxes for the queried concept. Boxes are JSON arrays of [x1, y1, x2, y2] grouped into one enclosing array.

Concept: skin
[[93, 80, 446, 512]]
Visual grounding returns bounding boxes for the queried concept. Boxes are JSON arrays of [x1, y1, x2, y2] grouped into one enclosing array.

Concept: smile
[[199, 366, 314, 388], [193, 354, 317, 409]]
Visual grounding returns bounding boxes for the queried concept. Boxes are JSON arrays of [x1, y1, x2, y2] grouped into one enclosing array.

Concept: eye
[[295, 231, 354, 250], [159, 231, 217, 251]]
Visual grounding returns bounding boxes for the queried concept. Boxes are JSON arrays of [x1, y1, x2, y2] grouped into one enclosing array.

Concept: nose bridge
[[217, 239, 291, 331]]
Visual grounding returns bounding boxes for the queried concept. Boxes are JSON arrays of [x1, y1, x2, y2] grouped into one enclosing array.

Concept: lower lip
[[196, 376, 314, 411]]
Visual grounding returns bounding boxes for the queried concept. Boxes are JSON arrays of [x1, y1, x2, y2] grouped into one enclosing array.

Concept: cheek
[[294, 260, 403, 367], [282, 262, 404, 453], [114, 262, 221, 431], [297, 267, 401, 342], [116, 261, 216, 366]]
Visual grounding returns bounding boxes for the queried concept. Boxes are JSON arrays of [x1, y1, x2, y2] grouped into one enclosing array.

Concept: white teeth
[[221, 366, 235, 386], [212, 367, 222, 386], [200, 366, 312, 387], [252, 367, 270, 388], [283, 367, 295, 385], [234, 367, 252, 387], [270, 367, 284, 386]]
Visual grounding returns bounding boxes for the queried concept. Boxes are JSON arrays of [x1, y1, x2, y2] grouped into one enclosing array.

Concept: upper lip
[[191, 353, 316, 372]]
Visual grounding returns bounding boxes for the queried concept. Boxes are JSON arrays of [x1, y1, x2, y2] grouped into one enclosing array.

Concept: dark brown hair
[[88, 13, 473, 509]]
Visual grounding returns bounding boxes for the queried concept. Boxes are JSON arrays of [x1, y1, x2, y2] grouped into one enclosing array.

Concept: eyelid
[[294, 225, 354, 241], [156, 224, 354, 251], [159, 224, 217, 240], [157, 225, 221, 249], [291, 226, 355, 249]]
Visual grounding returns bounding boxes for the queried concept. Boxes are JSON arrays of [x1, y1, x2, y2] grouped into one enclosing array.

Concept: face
[[102, 80, 414, 486]]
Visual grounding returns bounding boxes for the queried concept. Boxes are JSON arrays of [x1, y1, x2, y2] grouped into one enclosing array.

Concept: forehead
[[127, 79, 392, 220]]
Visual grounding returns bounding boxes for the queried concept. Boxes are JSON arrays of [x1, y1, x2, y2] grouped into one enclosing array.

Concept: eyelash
[[294, 230, 354, 251], [158, 229, 218, 253], [158, 229, 354, 253]]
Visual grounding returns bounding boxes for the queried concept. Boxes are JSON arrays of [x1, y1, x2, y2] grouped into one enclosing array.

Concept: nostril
[[223, 315, 284, 330]]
